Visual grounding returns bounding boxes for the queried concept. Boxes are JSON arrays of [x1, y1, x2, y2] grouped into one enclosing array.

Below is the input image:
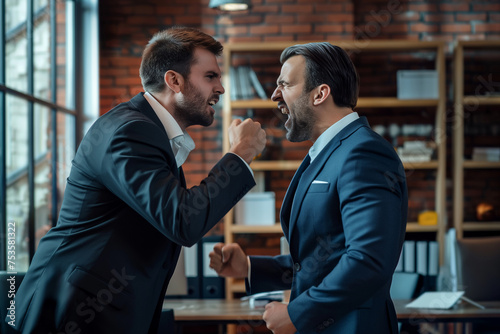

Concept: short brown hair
[[140, 26, 223, 93], [280, 42, 359, 109]]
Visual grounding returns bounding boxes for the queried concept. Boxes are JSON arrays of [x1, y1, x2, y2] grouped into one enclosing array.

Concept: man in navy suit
[[210, 42, 408, 334], [9, 27, 265, 333]]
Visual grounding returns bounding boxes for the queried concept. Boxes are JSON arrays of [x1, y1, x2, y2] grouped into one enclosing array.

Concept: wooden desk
[[163, 298, 500, 328], [163, 299, 264, 324]]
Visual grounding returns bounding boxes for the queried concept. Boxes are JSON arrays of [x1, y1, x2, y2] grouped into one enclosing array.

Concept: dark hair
[[140, 26, 223, 93], [280, 42, 359, 109]]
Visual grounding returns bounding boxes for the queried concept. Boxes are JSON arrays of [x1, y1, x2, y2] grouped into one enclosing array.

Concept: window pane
[[6, 95, 28, 174], [6, 95, 30, 272], [5, 12, 28, 93], [6, 0, 27, 31], [34, 1, 52, 101], [34, 105, 52, 250], [57, 113, 76, 210]]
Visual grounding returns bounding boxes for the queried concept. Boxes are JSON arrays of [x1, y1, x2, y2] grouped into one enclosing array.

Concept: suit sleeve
[[287, 137, 407, 332], [100, 119, 255, 246]]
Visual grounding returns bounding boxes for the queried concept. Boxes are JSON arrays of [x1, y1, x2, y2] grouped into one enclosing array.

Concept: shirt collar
[[144, 92, 195, 167], [309, 112, 359, 163]]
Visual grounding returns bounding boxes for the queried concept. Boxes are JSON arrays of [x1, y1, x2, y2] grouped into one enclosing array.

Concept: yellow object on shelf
[[418, 211, 438, 225]]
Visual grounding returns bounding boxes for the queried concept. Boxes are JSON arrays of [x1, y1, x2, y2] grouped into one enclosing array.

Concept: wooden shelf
[[223, 40, 448, 301], [453, 41, 500, 239], [402, 161, 439, 169], [406, 223, 439, 232], [463, 222, 500, 231], [463, 160, 500, 169], [230, 224, 283, 234], [231, 97, 439, 109], [251, 160, 302, 171], [462, 96, 500, 106]]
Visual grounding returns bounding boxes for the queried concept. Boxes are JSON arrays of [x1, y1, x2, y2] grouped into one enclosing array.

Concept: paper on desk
[[406, 291, 465, 309]]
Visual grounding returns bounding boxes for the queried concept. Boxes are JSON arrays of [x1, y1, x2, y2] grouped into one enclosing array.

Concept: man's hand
[[209, 243, 249, 278], [228, 118, 266, 164], [263, 302, 297, 334]]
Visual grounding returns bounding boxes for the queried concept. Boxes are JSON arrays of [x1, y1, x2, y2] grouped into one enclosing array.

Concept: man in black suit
[[9, 27, 265, 333]]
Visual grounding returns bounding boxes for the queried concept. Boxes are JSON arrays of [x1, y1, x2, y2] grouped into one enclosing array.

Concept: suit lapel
[[286, 117, 369, 244], [281, 155, 310, 239], [129, 93, 183, 181]]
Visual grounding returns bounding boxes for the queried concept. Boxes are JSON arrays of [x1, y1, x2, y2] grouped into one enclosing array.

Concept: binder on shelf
[[395, 248, 403, 272], [403, 240, 416, 273], [200, 235, 225, 299], [184, 243, 201, 298], [428, 241, 439, 276], [416, 241, 428, 275]]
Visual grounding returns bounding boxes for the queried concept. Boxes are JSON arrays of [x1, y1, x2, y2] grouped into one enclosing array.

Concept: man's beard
[[174, 80, 214, 127], [285, 93, 315, 142]]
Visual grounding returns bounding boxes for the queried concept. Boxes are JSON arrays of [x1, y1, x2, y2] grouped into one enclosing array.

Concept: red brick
[[265, 15, 295, 24], [315, 24, 344, 33], [326, 14, 353, 23], [456, 13, 487, 22], [225, 26, 248, 35], [315, 4, 344, 12], [439, 3, 470, 12], [174, 16, 202, 25], [281, 24, 312, 34], [231, 15, 263, 25], [424, 13, 455, 23], [282, 4, 313, 13], [393, 12, 420, 22], [250, 25, 280, 35], [408, 3, 438, 12], [100, 87, 128, 97], [475, 23, 500, 33], [110, 57, 142, 67], [264, 35, 294, 42], [251, 4, 280, 13], [441, 23, 471, 33], [411, 23, 439, 33], [473, 3, 500, 11]]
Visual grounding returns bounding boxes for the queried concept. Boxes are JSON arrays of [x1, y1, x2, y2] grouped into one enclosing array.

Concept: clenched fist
[[228, 118, 266, 164]]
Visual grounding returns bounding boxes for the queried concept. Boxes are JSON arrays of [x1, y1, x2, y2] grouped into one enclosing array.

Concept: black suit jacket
[[10, 93, 255, 333]]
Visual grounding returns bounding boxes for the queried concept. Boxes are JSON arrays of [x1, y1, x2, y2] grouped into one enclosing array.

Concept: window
[[1, 0, 97, 272]]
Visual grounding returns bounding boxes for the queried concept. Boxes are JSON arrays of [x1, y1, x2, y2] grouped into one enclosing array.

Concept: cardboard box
[[235, 192, 276, 225], [397, 70, 438, 99]]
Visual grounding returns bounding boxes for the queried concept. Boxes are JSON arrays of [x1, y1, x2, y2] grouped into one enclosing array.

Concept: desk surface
[[163, 299, 500, 324]]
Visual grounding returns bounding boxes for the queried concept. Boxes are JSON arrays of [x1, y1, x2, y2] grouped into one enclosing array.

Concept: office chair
[[456, 236, 500, 301], [456, 236, 500, 334], [0, 272, 25, 334], [391, 272, 422, 334]]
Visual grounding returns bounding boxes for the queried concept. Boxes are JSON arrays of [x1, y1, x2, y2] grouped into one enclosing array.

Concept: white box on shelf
[[235, 192, 276, 225], [397, 70, 438, 99]]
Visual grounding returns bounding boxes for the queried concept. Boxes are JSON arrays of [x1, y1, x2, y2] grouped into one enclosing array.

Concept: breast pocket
[[308, 181, 330, 193]]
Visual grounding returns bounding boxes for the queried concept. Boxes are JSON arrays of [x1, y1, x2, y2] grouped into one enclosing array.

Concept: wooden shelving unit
[[222, 40, 447, 300], [453, 40, 500, 239]]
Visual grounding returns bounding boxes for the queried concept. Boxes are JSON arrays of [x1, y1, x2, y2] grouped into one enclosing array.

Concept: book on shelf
[[472, 147, 500, 162], [230, 66, 267, 100], [396, 140, 434, 162]]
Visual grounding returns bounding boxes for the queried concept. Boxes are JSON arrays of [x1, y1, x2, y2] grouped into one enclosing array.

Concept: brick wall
[[99, 0, 500, 232]]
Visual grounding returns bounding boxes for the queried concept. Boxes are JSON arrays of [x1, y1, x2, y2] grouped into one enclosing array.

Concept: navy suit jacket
[[10, 93, 255, 333], [248, 117, 407, 334]]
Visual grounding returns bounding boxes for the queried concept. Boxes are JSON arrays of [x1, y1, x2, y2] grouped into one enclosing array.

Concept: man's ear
[[164, 70, 184, 93], [312, 84, 331, 106]]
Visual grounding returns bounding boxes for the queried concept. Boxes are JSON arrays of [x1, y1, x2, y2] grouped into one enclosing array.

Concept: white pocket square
[[312, 180, 329, 184]]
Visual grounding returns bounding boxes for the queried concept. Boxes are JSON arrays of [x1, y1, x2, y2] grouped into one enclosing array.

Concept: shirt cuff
[[227, 152, 254, 178]]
